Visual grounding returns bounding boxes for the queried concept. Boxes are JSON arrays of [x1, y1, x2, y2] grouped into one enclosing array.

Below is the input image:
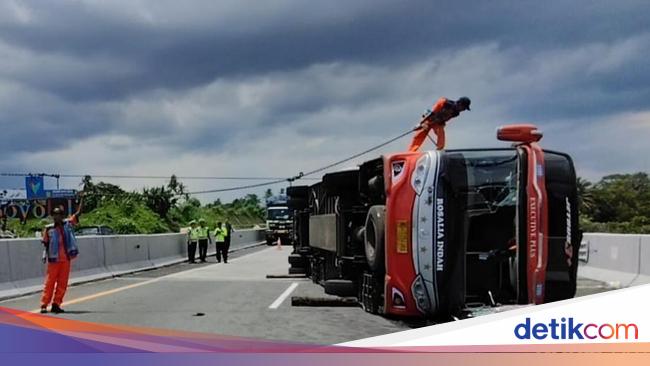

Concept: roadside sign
[[0, 189, 27, 202], [45, 189, 77, 199], [2, 186, 77, 223], [25, 176, 46, 199]]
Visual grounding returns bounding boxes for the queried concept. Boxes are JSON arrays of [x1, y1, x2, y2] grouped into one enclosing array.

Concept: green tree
[[141, 175, 187, 219], [590, 173, 650, 223], [142, 186, 175, 219], [577, 177, 595, 214], [167, 175, 188, 201], [81, 175, 132, 212]]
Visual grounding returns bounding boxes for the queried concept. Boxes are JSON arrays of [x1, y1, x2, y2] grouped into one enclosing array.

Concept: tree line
[[5, 172, 649, 237], [579, 172, 650, 234], [5, 175, 268, 237]]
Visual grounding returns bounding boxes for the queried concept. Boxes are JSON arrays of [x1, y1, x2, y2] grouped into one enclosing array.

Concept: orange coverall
[[409, 97, 455, 152], [41, 215, 78, 308]]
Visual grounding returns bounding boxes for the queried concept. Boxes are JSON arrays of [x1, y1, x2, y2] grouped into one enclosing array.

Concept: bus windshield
[[446, 150, 518, 212]]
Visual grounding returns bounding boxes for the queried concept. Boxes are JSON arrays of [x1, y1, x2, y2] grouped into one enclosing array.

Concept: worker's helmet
[[189, 220, 197, 226], [198, 218, 206, 224], [457, 97, 471, 111]]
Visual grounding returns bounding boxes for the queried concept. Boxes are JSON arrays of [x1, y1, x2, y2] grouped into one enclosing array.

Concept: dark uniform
[[187, 221, 199, 263], [197, 219, 210, 262], [214, 223, 228, 263], [224, 222, 233, 257]]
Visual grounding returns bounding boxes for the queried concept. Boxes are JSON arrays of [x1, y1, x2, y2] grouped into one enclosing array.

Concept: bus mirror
[[497, 124, 543, 143]]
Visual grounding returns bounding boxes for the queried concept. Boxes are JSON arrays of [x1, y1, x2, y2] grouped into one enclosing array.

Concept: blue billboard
[[25, 176, 45, 199]]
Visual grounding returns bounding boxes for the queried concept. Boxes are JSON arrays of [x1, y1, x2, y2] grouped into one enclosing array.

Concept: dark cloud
[[1, 1, 648, 101], [0, 84, 118, 153], [0, 0, 649, 195]]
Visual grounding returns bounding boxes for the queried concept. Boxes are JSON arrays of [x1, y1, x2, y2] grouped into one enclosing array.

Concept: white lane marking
[[577, 285, 612, 290], [268, 282, 299, 309], [26, 247, 274, 312]]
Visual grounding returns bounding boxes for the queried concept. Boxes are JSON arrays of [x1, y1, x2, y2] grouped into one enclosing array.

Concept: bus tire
[[364, 205, 386, 273]]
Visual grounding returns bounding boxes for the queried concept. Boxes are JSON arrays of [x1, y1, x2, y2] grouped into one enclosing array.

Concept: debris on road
[[291, 296, 359, 307], [265, 274, 308, 279]]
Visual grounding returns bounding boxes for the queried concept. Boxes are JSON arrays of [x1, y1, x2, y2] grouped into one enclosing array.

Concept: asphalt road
[[0, 245, 616, 344]]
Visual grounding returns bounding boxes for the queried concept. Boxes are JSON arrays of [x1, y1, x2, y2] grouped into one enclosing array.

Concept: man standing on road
[[224, 221, 234, 260], [214, 222, 227, 263], [197, 218, 210, 263], [40, 198, 83, 314], [187, 220, 199, 264]]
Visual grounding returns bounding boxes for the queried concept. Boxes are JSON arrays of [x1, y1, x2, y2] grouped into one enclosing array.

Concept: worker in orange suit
[[40, 197, 83, 314], [409, 97, 471, 151]]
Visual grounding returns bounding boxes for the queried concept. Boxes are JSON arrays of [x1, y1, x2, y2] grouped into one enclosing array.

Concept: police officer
[[187, 220, 199, 263], [213, 222, 227, 263], [197, 218, 210, 263], [224, 220, 234, 258]]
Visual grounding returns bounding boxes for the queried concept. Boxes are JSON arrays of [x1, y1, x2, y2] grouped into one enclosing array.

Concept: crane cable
[[0, 173, 318, 181], [184, 127, 417, 195]]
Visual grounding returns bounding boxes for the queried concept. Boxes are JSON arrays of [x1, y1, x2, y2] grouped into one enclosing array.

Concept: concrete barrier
[[0, 241, 16, 297], [147, 234, 187, 267], [121, 235, 153, 275], [633, 235, 650, 286], [104, 234, 178, 276], [0, 229, 264, 300], [8, 229, 648, 300], [73, 237, 107, 283], [102, 235, 128, 275], [230, 228, 265, 250], [578, 233, 650, 288], [6, 239, 46, 293]]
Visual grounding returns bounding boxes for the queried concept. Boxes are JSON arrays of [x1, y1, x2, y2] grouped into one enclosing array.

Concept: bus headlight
[[411, 275, 431, 314], [410, 154, 430, 196]]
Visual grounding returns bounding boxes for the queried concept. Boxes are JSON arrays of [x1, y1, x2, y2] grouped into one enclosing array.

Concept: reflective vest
[[189, 227, 201, 241], [225, 225, 231, 238], [44, 220, 79, 263], [213, 227, 226, 242], [197, 226, 209, 240]]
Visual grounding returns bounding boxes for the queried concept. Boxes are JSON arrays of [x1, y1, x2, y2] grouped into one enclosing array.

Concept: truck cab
[[266, 195, 294, 245], [288, 124, 581, 319]]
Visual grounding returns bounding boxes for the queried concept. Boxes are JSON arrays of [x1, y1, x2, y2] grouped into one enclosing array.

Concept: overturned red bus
[[287, 124, 581, 319]]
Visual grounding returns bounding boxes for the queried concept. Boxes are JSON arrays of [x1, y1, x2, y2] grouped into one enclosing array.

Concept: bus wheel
[[364, 205, 386, 273]]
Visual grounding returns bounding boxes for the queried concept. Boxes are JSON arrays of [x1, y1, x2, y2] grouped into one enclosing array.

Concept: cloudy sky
[[1, 0, 649, 202]]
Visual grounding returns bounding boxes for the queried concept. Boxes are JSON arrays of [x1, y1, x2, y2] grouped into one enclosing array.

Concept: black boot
[[51, 304, 65, 314], [40, 305, 48, 314]]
